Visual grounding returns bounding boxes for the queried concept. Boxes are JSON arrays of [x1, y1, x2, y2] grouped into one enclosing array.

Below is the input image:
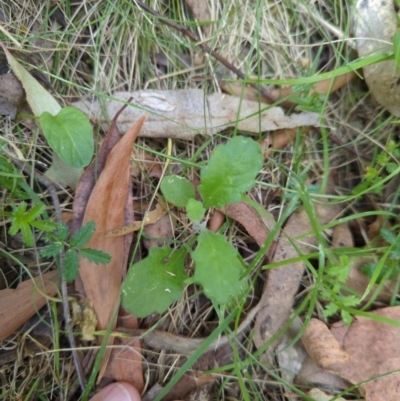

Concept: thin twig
[[133, 1, 294, 109], [9, 156, 87, 392]]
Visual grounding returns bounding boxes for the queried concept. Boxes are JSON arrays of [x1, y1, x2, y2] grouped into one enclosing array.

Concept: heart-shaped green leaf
[[40, 107, 94, 168]]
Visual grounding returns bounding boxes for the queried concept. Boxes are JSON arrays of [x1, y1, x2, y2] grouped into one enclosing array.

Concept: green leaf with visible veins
[[40, 107, 94, 168], [192, 230, 248, 305], [40, 243, 63, 258], [121, 247, 187, 318], [71, 221, 96, 249], [199, 136, 262, 208], [64, 249, 79, 282], [79, 248, 111, 265]]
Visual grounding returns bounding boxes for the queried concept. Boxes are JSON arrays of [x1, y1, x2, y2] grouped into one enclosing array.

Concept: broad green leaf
[[45, 153, 83, 189], [160, 175, 195, 207], [0, 41, 61, 116], [121, 247, 187, 318], [40, 243, 63, 258], [40, 107, 94, 168], [79, 248, 111, 265], [192, 230, 247, 305], [186, 198, 205, 223], [71, 221, 96, 249], [64, 249, 79, 282], [199, 136, 262, 208]]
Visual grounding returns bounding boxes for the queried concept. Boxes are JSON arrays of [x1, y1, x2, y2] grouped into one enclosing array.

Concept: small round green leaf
[[186, 198, 205, 223], [160, 175, 195, 207], [121, 247, 187, 317], [199, 136, 263, 208], [40, 107, 94, 168]]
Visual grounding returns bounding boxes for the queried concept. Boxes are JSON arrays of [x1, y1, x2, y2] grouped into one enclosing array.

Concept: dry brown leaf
[[143, 373, 214, 401], [306, 388, 350, 401], [223, 202, 275, 247], [296, 355, 350, 391], [208, 209, 225, 233], [354, 0, 400, 116], [73, 90, 319, 139], [107, 202, 167, 237], [0, 309, 55, 364], [302, 319, 350, 368], [0, 270, 59, 342], [276, 317, 308, 401], [304, 308, 400, 401], [78, 115, 146, 381], [253, 198, 342, 357], [72, 103, 130, 234], [331, 222, 354, 248], [261, 128, 297, 157], [184, 0, 211, 36], [143, 213, 175, 250], [103, 310, 144, 392], [0, 71, 24, 118], [367, 215, 386, 241]]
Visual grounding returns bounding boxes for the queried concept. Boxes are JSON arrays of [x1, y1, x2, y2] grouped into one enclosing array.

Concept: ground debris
[[73, 90, 319, 139]]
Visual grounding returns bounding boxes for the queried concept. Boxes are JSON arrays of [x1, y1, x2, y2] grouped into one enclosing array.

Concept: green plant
[[121, 135, 263, 317], [0, 154, 30, 200], [318, 254, 359, 325], [39, 107, 94, 168], [41, 221, 111, 282], [1, 44, 94, 169], [362, 228, 400, 284], [353, 140, 400, 196], [8, 202, 56, 247]]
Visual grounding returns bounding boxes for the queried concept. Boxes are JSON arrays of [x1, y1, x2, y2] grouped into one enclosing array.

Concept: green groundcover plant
[[121, 135, 263, 317]]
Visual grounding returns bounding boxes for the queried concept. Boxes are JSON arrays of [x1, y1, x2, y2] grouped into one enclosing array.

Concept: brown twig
[[133, 1, 293, 109], [8, 156, 87, 392]]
